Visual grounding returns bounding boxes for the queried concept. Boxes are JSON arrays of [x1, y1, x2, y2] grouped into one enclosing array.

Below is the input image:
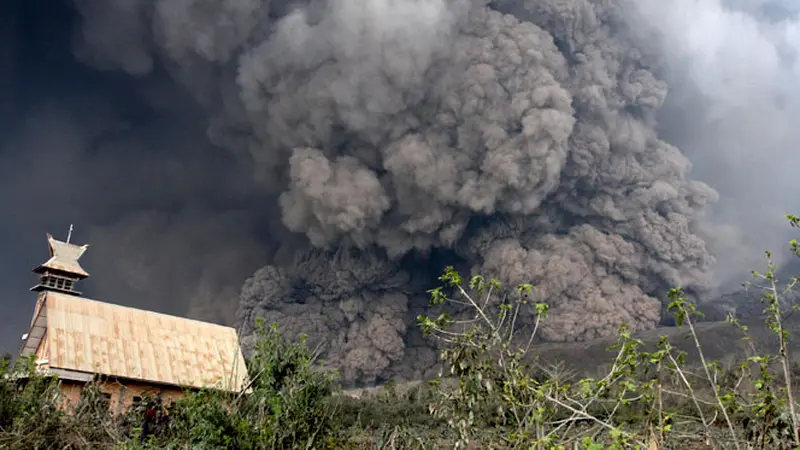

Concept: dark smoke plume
[[235, 0, 718, 384], [2, 0, 799, 385]]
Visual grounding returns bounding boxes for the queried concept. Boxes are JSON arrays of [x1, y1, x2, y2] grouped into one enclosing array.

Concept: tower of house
[[19, 229, 249, 411], [30, 233, 90, 296]]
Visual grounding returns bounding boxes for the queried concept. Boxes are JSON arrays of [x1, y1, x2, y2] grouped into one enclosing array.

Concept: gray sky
[[0, 0, 269, 355]]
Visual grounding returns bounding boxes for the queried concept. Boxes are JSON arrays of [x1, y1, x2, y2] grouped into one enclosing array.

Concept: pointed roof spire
[[33, 233, 90, 279]]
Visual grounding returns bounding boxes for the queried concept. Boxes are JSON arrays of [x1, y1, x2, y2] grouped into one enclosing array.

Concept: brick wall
[[56, 378, 186, 415], [56, 380, 83, 410]]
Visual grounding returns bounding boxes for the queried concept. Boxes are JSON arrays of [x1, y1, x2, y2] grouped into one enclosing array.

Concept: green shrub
[[415, 214, 800, 449], [0, 355, 71, 449]]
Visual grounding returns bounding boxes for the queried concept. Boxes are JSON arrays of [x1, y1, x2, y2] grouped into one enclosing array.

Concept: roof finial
[[66, 224, 74, 244]]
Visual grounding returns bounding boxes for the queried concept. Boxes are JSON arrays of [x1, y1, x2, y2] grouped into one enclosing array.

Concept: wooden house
[[18, 233, 249, 414]]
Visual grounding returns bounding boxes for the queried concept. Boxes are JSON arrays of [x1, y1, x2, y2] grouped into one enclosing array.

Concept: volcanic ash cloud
[[69, 0, 719, 385]]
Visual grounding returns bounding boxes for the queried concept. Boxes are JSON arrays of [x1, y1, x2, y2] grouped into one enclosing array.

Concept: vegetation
[[1, 214, 799, 449]]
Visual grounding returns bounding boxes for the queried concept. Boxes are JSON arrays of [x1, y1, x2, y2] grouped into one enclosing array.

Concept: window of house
[[98, 392, 112, 411]]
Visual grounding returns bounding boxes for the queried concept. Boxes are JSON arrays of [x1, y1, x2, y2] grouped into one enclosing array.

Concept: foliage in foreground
[[0, 214, 798, 449], [416, 214, 800, 449]]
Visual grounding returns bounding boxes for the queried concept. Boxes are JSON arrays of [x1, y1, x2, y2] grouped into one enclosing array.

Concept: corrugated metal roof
[[37, 291, 249, 392], [35, 234, 90, 278]]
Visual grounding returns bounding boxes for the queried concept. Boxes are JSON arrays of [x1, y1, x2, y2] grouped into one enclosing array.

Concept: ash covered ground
[[1, 0, 799, 386]]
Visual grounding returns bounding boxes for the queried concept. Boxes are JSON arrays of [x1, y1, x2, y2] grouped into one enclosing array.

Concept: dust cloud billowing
[[624, 0, 800, 290], [2, 0, 799, 384]]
